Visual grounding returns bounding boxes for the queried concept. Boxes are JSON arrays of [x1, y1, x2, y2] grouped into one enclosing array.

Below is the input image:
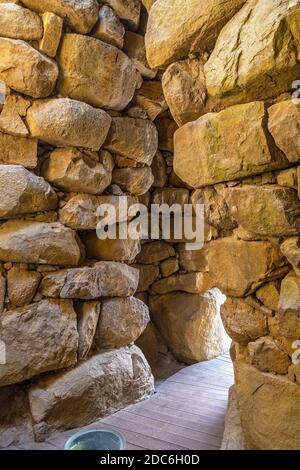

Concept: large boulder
[[0, 220, 83, 265], [96, 297, 150, 348], [221, 297, 268, 345], [0, 38, 58, 98], [174, 101, 288, 188], [226, 185, 300, 237], [145, 0, 246, 68], [207, 238, 286, 297], [0, 132, 37, 168], [0, 3, 43, 40], [0, 299, 78, 387], [58, 34, 136, 111], [268, 101, 300, 163], [205, 0, 300, 105], [104, 117, 158, 165], [41, 148, 112, 195], [235, 358, 300, 450], [26, 99, 111, 151], [149, 289, 229, 363], [21, 0, 99, 34], [0, 165, 57, 218], [28, 346, 154, 440], [40, 262, 139, 299]]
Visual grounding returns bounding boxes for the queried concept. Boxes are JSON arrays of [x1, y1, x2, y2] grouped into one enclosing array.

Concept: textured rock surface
[[39, 12, 63, 58], [28, 346, 154, 440], [93, 5, 125, 48], [0, 132, 37, 168], [221, 386, 246, 450], [145, 0, 246, 68], [268, 101, 300, 163], [112, 167, 154, 195], [97, 297, 150, 348], [0, 3, 43, 40], [105, 0, 141, 30], [0, 38, 58, 98], [7, 268, 41, 308], [235, 358, 300, 450], [205, 0, 300, 105], [149, 289, 229, 363], [26, 99, 111, 151], [58, 34, 136, 111], [22, 0, 99, 34], [247, 336, 290, 375], [83, 232, 140, 263], [0, 299, 78, 386], [76, 301, 101, 361], [0, 165, 57, 218], [0, 221, 83, 265], [40, 263, 139, 299], [174, 102, 288, 188]]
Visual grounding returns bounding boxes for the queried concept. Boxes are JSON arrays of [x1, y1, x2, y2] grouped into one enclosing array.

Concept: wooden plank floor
[[8, 354, 234, 451]]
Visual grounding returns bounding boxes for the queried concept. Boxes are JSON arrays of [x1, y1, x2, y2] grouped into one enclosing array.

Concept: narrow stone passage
[[4, 354, 233, 451]]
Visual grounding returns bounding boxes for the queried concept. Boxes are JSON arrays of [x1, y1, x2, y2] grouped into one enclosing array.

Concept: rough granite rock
[[0, 132, 37, 168], [41, 148, 112, 194], [247, 336, 291, 375], [0, 3, 43, 40], [0, 299, 78, 387], [205, 0, 300, 105], [76, 301, 101, 361], [149, 289, 229, 363], [39, 12, 63, 58], [145, 0, 246, 68], [40, 262, 139, 299], [59, 194, 137, 230], [221, 297, 269, 345], [0, 38, 58, 98], [235, 358, 300, 450], [7, 268, 41, 307], [174, 102, 288, 189], [104, 117, 158, 166], [0, 165, 57, 218], [26, 98, 111, 151], [28, 346, 154, 440], [112, 167, 154, 196], [268, 101, 300, 163], [21, 0, 99, 34], [93, 5, 125, 49], [226, 185, 300, 237], [96, 297, 150, 348], [104, 0, 141, 30], [0, 220, 83, 265], [207, 238, 286, 297], [58, 33, 136, 111]]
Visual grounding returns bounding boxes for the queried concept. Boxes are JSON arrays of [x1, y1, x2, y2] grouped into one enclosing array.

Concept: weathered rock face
[[151, 272, 212, 295], [7, 268, 41, 308], [226, 185, 300, 237], [135, 241, 175, 264], [93, 5, 125, 49], [174, 102, 288, 189], [0, 38, 58, 98], [208, 238, 286, 297], [21, 0, 99, 34], [105, 0, 141, 30], [0, 165, 57, 218], [268, 101, 300, 163], [0, 3, 43, 40], [205, 0, 300, 105], [76, 301, 101, 361], [0, 299, 78, 387], [82, 232, 140, 263], [26, 99, 111, 151], [104, 117, 158, 165], [41, 148, 112, 194], [28, 346, 154, 440], [280, 237, 300, 271], [39, 12, 63, 58], [58, 34, 136, 111], [149, 289, 229, 363], [112, 167, 154, 196], [124, 31, 156, 79], [278, 272, 300, 312], [235, 358, 300, 450], [40, 263, 139, 299], [247, 336, 291, 375], [97, 297, 150, 348], [0, 221, 83, 265], [0, 132, 37, 168], [145, 0, 246, 68]]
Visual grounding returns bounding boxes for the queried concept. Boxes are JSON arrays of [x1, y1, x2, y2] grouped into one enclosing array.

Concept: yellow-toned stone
[[39, 12, 63, 58]]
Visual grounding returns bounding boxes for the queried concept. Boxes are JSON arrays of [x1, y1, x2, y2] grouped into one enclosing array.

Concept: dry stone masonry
[[0, 0, 299, 451], [144, 0, 300, 450]]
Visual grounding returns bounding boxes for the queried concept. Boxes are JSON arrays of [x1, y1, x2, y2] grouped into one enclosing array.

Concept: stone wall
[[145, 0, 300, 450], [0, 0, 160, 446]]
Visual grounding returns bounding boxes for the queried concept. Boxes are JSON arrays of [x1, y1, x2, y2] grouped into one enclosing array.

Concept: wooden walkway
[[8, 354, 234, 451]]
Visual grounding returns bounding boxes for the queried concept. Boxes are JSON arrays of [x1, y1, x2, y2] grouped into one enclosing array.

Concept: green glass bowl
[[64, 428, 126, 451]]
